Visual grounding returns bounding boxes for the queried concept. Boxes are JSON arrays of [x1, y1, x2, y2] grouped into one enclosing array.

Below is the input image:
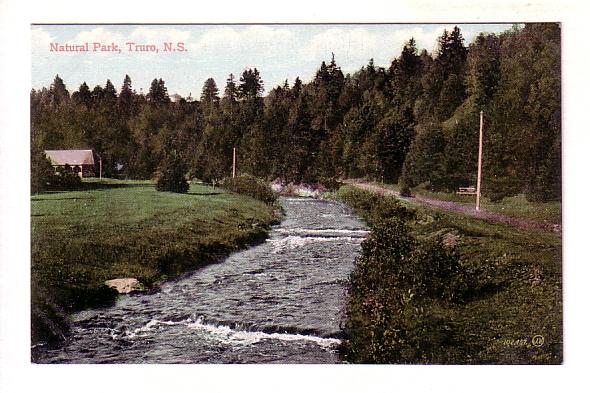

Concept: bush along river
[[32, 197, 368, 363]]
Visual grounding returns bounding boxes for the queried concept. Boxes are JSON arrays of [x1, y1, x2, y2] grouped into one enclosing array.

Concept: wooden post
[[476, 111, 484, 211], [232, 147, 236, 178], [99, 156, 102, 183]]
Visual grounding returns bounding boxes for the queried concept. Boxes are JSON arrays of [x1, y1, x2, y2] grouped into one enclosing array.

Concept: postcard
[[1, 1, 586, 392]]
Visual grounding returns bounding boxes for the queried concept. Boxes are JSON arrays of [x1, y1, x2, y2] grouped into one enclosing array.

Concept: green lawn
[[381, 182, 561, 225], [411, 203, 562, 363], [31, 181, 277, 344]]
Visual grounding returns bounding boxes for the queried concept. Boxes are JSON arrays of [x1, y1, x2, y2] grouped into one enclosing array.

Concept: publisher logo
[[532, 335, 545, 347]]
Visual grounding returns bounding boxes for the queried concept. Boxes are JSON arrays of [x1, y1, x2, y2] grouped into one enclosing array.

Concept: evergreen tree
[[376, 107, 415, 183], [260, 83, 294, 178], [325, 54, 345, 101], [434, 26, 468, 119], [31, 146, 55, 193], [467, 33, 501, 110], [401, 27, 468, 190], [147, 78, 170, 105], [72, 82, 92, 108], [156, 149, 189, 193], [224, 73, 238, 100], [238, 68, 264, 100], [437, 27, 467, 77], [91, 85, 104, 106], [127, 103, 173, 178], [118, 74, 136, 116], [339, 106, 369, 178], [194, 112, 233, 183], [285, 91, 314, 182], [221, 73, 238, 115], [292, 77, 303, 98], [400, 123, 447, 190], [440, 100, 481, 190], [103, 79, 117, 102], [485, 23, 561, 201], [49, 75, 69, 107], [201, 77, 220, 106]]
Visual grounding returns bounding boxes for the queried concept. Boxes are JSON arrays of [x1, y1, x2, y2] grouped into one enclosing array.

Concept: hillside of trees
[[31, 23, 561, 202]]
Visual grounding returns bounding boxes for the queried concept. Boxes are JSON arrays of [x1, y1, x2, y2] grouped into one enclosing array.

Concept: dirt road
[[345, 180, 561, 233]]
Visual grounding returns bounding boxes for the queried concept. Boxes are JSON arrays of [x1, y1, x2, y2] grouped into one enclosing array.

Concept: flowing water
[[33, 197, 368, 364]]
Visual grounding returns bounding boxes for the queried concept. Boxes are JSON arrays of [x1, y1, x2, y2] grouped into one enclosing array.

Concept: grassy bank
[[31, 180, 278, 345], [335, 185, 562, 364], [378, 182, 561, 225]]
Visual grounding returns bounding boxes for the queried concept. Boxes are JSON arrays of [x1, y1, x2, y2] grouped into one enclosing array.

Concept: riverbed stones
[[105, 278, 144, 294]]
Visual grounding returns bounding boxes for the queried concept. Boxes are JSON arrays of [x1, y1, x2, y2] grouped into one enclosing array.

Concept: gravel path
[[345, 181, 561, 233]]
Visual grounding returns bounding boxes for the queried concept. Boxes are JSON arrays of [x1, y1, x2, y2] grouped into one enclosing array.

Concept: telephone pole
[[476, 111, 484, 211], [99, 156, 102, 183], [232, 146, 236, 178]]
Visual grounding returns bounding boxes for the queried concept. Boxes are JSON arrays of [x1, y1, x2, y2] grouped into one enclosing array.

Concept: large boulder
[[105, 278, 144, 294]]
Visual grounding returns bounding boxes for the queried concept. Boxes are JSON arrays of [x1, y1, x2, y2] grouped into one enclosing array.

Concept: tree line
[[31, 23, 561, 201]]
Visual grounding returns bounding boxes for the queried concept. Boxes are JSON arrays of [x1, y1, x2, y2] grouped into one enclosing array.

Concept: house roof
[[45, 150, 95, 166]]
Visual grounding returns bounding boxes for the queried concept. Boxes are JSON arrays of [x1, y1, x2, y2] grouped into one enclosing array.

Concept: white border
[[2, 1, 588, 392]]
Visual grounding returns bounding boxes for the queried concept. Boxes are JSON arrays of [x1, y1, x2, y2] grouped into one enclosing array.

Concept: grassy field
[[380, 182, 561, 225], [31, 180, 278, 344], [335, 185, 562, 364]]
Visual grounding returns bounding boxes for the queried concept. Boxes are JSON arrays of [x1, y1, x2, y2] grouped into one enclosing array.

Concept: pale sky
[[31, 24, 514, 98]]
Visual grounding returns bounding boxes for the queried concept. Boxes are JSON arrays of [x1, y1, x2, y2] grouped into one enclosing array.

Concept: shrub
[[338, 187, 382, 212], [341, 212, 465, 363], [31, 149, 85, 193], [156, 153, 189, 193], [484, 176, 522, 203], [338, 184, 562, 364], [52, 165, 83, 190], [399, 179, 412, 197], [317, 176, 343, 191], [336, 186, 414, 224], [220, 175, 277, 205], [408, 237, 463, 301], [31, 147, 55, 193]]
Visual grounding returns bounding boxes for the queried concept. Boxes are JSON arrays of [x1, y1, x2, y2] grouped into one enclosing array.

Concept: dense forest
[[31, 23, 561, 202]]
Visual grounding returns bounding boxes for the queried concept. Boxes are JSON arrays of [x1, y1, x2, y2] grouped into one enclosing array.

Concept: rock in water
[[105, 278, 144, 294]]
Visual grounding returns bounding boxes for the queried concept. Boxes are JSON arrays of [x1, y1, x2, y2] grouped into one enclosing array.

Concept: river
[[32, 197, 368, 364]]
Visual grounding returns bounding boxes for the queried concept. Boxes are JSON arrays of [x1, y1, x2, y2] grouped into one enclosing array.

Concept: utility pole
[[476, 111, 484, 211], [232, 146, 236, 178]]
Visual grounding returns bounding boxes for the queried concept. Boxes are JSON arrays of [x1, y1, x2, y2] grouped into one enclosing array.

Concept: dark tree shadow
[[186, 192, 223, 196]]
